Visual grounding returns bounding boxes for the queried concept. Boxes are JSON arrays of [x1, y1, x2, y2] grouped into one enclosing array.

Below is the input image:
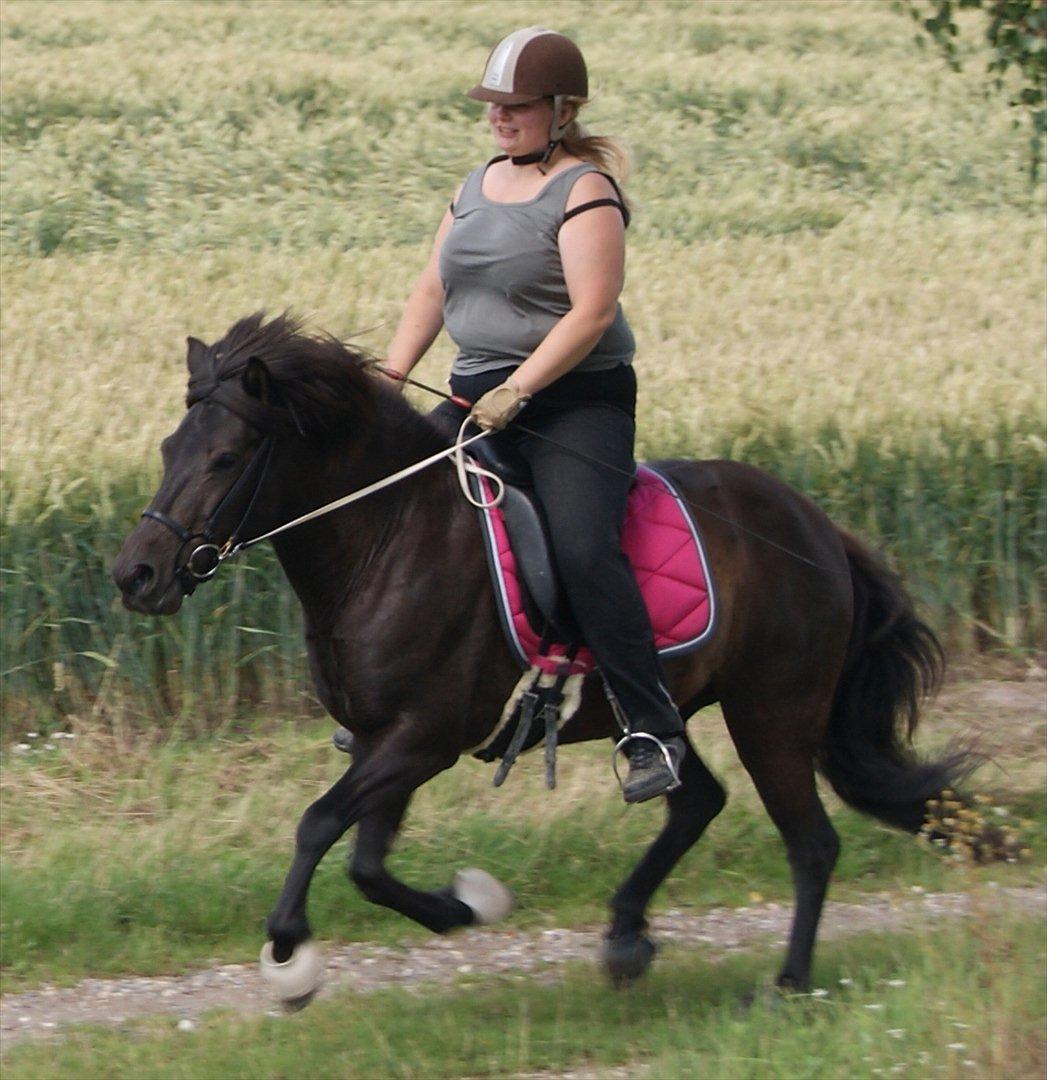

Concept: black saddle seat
[[468, 432, 581, 644]]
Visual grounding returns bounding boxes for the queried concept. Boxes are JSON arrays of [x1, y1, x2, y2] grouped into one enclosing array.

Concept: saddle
[[466, 434, 715, 674], [464, 434, 715, 787]]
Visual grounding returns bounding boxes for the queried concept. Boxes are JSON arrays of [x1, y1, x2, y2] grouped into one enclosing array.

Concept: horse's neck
[[269, 419, 460, 632]]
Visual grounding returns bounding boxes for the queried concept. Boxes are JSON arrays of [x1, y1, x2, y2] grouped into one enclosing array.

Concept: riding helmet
[[467, 27, 588, 105]]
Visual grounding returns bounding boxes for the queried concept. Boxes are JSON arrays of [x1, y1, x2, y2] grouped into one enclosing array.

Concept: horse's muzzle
[[112, 538, 186, 616]]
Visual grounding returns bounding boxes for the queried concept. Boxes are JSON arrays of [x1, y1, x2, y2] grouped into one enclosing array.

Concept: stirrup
[[611, 732, 683, 795]]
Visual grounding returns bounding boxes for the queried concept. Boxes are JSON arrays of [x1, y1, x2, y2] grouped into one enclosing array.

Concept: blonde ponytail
[[558, 97, 632, 210]]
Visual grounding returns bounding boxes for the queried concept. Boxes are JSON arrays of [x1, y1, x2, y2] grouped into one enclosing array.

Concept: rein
[[374, 365, 852, 577], [147, 356, 848, 593]]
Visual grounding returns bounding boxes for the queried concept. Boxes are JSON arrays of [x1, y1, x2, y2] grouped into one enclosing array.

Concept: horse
[[112, 312, 967, 1007]]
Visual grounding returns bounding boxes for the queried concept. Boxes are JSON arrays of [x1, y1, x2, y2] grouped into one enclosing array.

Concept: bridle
[[139, 356, 301, 595], [140, 362, 495, 596], [141, 433, 275, 594]]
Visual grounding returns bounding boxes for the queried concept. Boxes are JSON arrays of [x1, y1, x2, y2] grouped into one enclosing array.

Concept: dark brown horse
[[113, 313, 965, 1006]]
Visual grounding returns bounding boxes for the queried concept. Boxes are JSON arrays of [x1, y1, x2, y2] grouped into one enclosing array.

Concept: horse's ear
[[186, 336, 209, 376], [242, 356, 274, 403]]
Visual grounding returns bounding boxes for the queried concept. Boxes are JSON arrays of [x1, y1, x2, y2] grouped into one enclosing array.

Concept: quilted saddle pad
[[476, 464, 716, 675]]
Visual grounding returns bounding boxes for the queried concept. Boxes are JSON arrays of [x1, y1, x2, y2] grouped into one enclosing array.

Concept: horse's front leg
[[349, 796, 513, 932], [267, 761, 369, 961], [261, 737, 449, 1006], [260, 729, 512, 1008]]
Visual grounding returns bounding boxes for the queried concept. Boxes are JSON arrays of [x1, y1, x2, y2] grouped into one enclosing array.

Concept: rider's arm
[[507, 171, 626, 397], [383, 201, 457, 381]]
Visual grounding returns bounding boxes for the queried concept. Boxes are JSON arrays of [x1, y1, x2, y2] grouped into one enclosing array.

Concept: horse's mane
[[197, 311, 447, 452]]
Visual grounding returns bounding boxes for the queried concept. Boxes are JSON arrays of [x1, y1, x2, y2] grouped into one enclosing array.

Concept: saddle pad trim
[[472, 462, 715, 674]]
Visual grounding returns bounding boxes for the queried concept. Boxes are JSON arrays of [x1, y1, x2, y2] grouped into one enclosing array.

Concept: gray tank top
[[439, 160, 636, 376]]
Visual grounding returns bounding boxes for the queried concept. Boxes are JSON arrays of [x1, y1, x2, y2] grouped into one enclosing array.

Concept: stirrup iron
[[611, 732, 683, 795]]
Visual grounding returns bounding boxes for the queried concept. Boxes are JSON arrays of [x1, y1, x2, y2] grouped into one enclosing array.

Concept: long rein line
[[227, 426, 494, 557], [374, 364, 851, 577]]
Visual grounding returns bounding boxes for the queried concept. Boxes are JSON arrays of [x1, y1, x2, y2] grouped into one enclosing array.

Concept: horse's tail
[[817, 530, 971, 833]]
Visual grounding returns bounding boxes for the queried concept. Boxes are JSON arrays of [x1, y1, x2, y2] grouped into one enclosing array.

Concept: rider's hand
[[470, 379, 531, 431]]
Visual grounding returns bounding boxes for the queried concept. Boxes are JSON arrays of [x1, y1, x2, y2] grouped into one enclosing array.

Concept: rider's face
[[487, 98, 553, 156]]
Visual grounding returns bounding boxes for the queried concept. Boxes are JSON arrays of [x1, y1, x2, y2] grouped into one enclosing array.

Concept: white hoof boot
[[259, 939, 324, 1008], [453, 868, 514, 925]]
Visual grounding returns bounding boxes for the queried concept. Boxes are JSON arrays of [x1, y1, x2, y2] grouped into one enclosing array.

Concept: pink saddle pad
[[477, 464, 715, 675]]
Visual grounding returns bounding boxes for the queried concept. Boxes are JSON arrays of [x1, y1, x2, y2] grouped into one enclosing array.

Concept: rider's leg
[[516, 400, 685, 801]]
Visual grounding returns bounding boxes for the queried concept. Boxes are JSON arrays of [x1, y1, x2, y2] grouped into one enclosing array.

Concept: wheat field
[[1, 0, 1044, 722]]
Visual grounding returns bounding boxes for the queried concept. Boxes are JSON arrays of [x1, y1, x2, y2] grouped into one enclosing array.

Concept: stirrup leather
[[611, 732, 683, 795]]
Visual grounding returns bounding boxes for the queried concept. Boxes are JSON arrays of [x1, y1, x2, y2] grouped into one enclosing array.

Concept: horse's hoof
[[279, 989, 319, 1014], [452, 868, 514, 925], [603, 932, 656, 988], [259, 939, 324, 1007]]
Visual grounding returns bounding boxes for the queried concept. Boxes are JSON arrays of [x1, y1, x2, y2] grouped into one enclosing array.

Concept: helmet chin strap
[[509, 94, 569, 173]]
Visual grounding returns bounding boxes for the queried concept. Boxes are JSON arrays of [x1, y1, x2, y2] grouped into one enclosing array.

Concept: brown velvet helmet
[[467, 27, 588, 106]]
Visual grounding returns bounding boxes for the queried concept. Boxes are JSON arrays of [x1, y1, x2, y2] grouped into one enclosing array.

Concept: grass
[[3, 915, 1044, 1079], [2, 707, 1042, 991], [2, 1, 1045, 724]]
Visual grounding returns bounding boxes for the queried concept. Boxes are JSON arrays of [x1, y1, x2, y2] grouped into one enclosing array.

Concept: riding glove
[[470, 379, 531, 432]]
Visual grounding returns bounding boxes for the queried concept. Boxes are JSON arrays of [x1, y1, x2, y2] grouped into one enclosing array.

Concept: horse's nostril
[[128, 563, 154, 595]]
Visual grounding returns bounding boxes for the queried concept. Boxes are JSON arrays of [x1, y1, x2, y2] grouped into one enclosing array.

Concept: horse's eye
[[212, 452, 239, 471]]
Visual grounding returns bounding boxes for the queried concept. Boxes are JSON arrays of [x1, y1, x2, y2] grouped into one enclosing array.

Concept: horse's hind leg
[[605, 733, 727, 985], [722, 701, 840, 992]]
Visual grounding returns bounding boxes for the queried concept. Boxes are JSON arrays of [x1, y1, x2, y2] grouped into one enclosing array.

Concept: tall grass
[[2, 1, 1044, 726]]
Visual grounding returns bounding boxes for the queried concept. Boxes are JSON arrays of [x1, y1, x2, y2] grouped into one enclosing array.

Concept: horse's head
[[112, 312, 375, 615]]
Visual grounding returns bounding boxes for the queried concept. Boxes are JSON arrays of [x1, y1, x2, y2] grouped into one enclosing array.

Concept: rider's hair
[[558, 97, 631, 202]]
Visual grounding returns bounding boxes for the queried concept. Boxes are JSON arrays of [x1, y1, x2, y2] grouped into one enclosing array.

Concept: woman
[[381, 26, 685, 803]]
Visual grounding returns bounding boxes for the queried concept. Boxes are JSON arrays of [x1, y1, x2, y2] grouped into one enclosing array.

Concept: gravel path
[[2, 885, 1042, 1049]]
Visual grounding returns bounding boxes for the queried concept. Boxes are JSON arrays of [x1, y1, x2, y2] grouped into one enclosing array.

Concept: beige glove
[[469, 378, 531, 431]]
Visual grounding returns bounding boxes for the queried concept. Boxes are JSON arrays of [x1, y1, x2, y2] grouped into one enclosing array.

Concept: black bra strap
[[560, 198, 628, 228]]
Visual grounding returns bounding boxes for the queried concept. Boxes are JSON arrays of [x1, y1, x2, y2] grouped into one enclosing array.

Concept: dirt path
[[2, 885, 1042, 1049]]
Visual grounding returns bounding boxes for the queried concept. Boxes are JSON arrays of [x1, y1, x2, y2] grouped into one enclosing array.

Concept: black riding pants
[[434, 365, 684, 737]]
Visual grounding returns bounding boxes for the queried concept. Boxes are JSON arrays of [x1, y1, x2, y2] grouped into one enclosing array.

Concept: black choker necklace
[[509, 149, 546, 165], [510, 141, 559, 167]]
